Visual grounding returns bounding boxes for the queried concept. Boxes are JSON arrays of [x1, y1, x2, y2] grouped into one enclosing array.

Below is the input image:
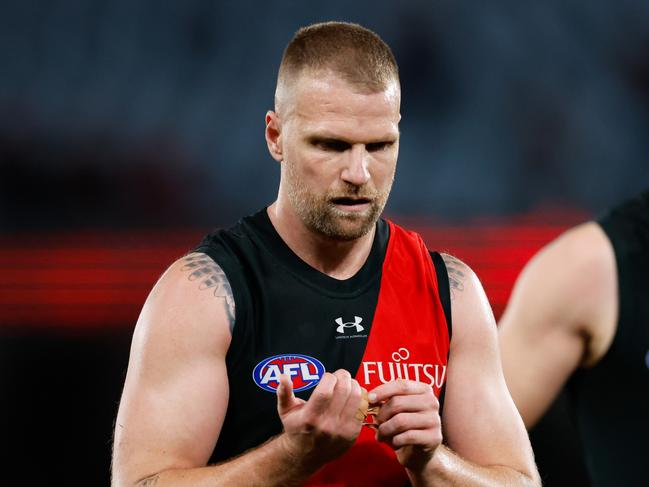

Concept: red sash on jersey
[[305, 221, 450, 486]]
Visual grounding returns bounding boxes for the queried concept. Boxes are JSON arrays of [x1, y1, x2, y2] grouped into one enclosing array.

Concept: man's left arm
[[370, 254, 540, 486]]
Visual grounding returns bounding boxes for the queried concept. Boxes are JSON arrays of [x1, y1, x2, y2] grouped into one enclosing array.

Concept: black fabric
[[567, 190, 649, 486], [430, 251, 452, 340], [430, 251, 452, 419]]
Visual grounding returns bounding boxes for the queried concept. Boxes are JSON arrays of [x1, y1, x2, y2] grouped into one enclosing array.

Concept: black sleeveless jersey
[[195, 209, 451, 486], [568, 190, 649, 486]]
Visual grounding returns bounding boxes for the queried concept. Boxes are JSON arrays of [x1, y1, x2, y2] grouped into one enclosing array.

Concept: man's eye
[[315, 140, 349, 151], [366, 142, 392, 152]]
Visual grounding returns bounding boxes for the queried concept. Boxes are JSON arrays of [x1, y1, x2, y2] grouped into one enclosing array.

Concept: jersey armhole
[[430, 251, 452, 340], [430, 250, 452, 418]]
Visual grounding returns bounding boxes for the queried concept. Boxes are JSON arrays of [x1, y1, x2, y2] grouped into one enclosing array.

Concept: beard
[[284, 161, 393, 241]]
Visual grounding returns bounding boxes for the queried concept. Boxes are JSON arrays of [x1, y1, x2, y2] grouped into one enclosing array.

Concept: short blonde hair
[[277, 21, 399, 95]]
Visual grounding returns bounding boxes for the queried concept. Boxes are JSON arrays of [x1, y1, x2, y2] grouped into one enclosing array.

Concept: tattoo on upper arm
[[442, 254, 468, 300], [181, 254, 235, 327]]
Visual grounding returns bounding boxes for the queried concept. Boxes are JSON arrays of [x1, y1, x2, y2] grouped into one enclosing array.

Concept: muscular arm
[[416, 254, 539, 486], [498, 223, 618, 428], [112, 252, 365, 487], [369, 254, 539, 486], [111, 253, 320, 486]]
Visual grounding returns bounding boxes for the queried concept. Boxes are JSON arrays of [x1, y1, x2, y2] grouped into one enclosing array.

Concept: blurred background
[[1, 1, 648, 485]]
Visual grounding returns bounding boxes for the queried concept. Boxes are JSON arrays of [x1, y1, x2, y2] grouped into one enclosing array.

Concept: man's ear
[[265, 110, 283, 162]]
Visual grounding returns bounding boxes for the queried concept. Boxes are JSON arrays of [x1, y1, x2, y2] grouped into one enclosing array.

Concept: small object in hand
[[357, 389, 380, 429]]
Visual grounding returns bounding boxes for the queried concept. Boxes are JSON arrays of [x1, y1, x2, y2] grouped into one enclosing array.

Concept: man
[[112, 22, 539, 486], [499, 190, 649, 485]]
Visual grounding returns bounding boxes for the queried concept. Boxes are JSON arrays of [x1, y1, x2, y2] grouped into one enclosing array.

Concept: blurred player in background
[[500, 189, 649, 486]]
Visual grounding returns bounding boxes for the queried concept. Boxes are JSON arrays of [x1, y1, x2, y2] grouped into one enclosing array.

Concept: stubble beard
[[285, 162, 393, 241]]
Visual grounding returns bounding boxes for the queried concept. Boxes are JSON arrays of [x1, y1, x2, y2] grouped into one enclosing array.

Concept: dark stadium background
[[2, 1, 648, 485]]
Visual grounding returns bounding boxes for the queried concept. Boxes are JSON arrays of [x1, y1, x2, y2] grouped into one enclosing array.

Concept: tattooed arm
[[112, 253, 340, 487], [111, 252, 233, 486], [180, 254, 236, 330], [441, 254, 465, 300], [402, 254, 540, 486]]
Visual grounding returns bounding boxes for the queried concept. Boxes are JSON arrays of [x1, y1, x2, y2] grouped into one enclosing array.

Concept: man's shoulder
[[135, 251, 234, 351], [507, 221, 611, 303], [437, 253, 475, 303], [196, 211, 262, 251], [507, 221, 616, 342], [151, 252, 234, 311], [539, 222, 613, 278]]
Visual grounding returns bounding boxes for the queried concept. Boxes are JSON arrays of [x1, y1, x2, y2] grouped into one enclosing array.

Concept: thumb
[[277, 373, 298, 415]]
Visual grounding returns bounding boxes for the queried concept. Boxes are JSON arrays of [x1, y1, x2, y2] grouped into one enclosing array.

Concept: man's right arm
[[112, 252, 363, 487], [498, 222, 618, 427], [111, 252, 303, 486]]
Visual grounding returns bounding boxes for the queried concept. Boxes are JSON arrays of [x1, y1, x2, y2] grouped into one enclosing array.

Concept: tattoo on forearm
[[442, 254, 467, 300], [181, 254, 235, 327]]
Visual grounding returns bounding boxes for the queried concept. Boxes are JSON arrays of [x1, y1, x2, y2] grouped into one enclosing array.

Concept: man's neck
[[266, 203, 376, 281]]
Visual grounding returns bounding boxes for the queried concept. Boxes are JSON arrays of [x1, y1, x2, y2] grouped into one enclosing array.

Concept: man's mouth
[[331, 197, 371, 206], [330, 196, 373, 213]]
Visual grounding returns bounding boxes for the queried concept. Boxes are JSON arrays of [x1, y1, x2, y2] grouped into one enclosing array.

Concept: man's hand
[[276, 369, 364, 472], [369, 379, 442, 472]]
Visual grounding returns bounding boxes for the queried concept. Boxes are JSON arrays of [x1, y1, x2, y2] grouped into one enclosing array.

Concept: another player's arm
[[111, 252, 332, 487], [420, 254, 540, 486], [498, 222, 617, 428]]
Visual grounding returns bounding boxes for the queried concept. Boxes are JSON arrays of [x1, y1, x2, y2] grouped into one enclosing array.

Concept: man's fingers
[[391, 428, 442, 450], [368, 379, 432, 404], [375, 392, 438, 424], [305, 372, 337, 417], [277, 373, 298, 414], [356, 387, 369, 421], [340, 378, 362, 421], [328, 369, 353, 417], [376, 412, 439, 439]]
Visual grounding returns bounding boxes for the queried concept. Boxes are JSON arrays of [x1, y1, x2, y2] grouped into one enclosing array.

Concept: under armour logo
[[335, 316, 364, 334]]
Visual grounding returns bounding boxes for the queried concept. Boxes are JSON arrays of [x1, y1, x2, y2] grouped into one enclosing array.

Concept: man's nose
[[341, 144, 370, 186]]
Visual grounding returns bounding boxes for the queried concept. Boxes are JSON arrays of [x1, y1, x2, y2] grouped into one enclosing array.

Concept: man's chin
[[317, 214, 377, 241], [330, 203, 380, 222]]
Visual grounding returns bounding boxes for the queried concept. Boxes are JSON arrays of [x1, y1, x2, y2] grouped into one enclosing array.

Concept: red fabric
[[306, 221, 450, 486]]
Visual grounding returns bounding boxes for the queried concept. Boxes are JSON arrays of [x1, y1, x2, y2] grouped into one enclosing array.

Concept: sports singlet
[[195, 209, 451, 486], [567, 190, 649, 486]]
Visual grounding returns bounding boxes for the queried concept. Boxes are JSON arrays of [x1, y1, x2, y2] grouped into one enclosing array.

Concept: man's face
[[276, 72, 401, 241]]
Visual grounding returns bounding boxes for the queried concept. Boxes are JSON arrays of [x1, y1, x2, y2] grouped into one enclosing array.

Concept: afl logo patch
[[252, 354, 325, 393]]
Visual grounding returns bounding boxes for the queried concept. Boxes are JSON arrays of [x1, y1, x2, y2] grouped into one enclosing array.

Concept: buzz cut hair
[[276, 21, 400, 97]]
